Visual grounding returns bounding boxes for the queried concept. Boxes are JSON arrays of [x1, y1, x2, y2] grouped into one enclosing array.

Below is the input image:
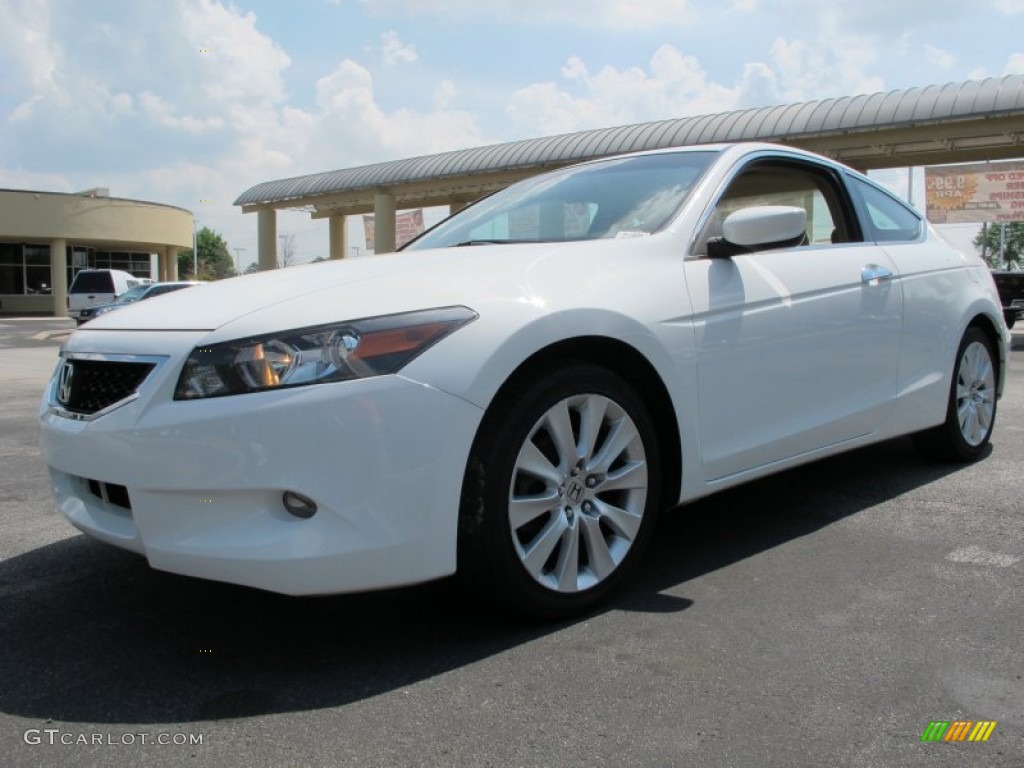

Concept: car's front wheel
[[913, 326, 998, 462], [458, 363, 661, 618]]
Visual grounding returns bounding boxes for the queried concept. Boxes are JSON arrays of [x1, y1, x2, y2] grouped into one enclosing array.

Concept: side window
[[697, 161, 856, 255], [848, 176, 922, 242]]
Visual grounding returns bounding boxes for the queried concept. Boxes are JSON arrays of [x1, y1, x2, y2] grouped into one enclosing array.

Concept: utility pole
[[233, 247, 245, 274]]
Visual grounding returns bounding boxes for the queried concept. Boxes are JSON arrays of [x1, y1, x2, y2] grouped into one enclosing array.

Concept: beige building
[[0, 188, 193, 316]]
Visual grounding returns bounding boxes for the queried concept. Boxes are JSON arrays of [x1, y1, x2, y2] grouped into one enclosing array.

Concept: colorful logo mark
[[921, 720, 997, 742]]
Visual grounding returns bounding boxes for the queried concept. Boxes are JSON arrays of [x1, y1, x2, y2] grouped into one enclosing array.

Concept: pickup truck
[[992, 271, 1024, 329]]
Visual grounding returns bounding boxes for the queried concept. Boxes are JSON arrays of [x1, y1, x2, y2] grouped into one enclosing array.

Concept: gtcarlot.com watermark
[[24, 728, 203, 747]]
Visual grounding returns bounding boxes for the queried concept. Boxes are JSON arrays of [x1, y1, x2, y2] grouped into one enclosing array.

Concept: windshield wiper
[[451, 238, 564, 247]]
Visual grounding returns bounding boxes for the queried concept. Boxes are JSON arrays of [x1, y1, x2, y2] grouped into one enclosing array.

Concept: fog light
[[282, 490, 317, 519]]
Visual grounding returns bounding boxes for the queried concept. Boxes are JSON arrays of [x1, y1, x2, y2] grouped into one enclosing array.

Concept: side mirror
[[707, 205, 808, 259]]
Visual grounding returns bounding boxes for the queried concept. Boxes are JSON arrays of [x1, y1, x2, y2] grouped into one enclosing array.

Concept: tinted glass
[[147, 284, 191, 297], [70, 272, 114, 293], [115, 285, 150, 303]]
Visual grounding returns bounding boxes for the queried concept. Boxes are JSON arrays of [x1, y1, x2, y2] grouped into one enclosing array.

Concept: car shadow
[[0, 436, 972, 725]]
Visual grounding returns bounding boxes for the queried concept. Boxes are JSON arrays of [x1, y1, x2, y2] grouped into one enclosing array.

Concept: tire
[[913, 327, 998, 462], [458, 363, 662, 619]]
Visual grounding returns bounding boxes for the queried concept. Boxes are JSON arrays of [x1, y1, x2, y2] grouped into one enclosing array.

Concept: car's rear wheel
[[913, 327, 998, 462], [458, 363, 661, 618]]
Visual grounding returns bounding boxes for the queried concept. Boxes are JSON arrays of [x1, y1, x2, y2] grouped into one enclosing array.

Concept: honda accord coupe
[[40, 143, 1009, 617]]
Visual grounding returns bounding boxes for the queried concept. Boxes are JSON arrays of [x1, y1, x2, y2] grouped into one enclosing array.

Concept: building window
[[25, 245, 52, 294], [0, 243, 25, 294], [0, 243, 52, 294], [1, 243, 155, 294]]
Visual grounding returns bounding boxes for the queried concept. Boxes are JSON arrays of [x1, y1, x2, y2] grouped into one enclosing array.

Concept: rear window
[[70, 272, 114, 293], [148, 284, 190, 297]]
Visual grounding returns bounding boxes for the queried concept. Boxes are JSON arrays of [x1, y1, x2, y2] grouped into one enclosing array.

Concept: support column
[[449, 199, 471, 216], [373, 191, 396, 254], [329, 214, 347, 260], [258, 209, 277, 271], [166, 246, 179, 281], [49, 238, 67, 317]]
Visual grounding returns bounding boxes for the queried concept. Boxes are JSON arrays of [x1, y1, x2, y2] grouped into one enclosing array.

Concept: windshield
[[115, 284, 150, 304], [404, 151, 716, 251]]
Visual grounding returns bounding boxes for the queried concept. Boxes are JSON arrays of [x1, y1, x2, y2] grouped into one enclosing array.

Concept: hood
[[83, 248, 478, 333], [79, 236, 667, 342]]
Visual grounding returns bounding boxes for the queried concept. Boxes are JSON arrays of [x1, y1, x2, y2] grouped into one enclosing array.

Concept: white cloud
[[358, 0, 697, 28], [182, 0, 291, 105], [507, 44, 740, 135], [767, 36, 884, 102], [434, 79, 458, 109], [0, 0, 64, 120], [0, 0, 487, 266], [504, 33, 893, 138], [310, 59, 481, 159], [138, 91, 225, 134], [924, 45, 956, 71], [379, 30, 418, 64], [1006, 53, 1024, 74], [0, 167, 73, 192]]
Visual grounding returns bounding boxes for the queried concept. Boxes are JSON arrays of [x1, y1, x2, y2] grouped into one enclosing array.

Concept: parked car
[[76, 281, 200, 325], [67, 269, 149, 322], [991, 270, 1024, 329], [40, 143, 1008, 618]]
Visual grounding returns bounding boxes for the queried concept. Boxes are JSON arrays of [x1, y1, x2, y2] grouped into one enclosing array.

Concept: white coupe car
[[40, 143, 1009, 617]]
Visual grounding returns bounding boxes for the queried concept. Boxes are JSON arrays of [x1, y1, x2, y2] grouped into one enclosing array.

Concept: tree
[[178, 227, 237, 280], [973, 221, 1024, 270], [278, 233, 297, 268]]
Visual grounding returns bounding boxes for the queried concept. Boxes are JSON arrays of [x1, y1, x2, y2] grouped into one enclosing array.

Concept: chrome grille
[[55, 359, 156, 415]]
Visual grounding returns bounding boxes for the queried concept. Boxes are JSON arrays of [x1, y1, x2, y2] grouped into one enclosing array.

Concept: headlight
[[174, 306, 477, 400]]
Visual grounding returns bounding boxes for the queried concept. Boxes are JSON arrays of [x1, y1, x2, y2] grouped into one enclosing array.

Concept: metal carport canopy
[[235, 75, 1024, 218]]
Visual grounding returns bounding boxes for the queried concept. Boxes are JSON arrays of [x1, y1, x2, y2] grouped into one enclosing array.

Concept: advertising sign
[[925, 162, 1024, 224]]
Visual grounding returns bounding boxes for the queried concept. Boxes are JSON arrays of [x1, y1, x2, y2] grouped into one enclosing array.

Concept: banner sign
[[925, 162, 1024, 224]]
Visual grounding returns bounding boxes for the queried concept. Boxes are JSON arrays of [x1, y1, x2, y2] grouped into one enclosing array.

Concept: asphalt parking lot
[[1, 317, 1021, 768]]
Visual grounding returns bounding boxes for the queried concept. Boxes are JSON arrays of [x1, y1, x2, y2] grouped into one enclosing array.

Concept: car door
[[683, 156, 904, 481]]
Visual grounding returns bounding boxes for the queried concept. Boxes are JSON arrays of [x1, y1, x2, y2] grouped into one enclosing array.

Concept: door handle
[[861, 264, 893, 285]]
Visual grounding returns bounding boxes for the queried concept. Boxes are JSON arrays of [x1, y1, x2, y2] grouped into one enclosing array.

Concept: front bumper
[[39, 333, 483, 595]]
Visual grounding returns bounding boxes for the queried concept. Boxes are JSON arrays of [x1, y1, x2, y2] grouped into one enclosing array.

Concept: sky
[[1, 0, 1022, 269]]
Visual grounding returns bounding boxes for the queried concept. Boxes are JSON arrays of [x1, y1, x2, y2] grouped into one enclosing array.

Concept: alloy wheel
[[507, 393, 649, 593]]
